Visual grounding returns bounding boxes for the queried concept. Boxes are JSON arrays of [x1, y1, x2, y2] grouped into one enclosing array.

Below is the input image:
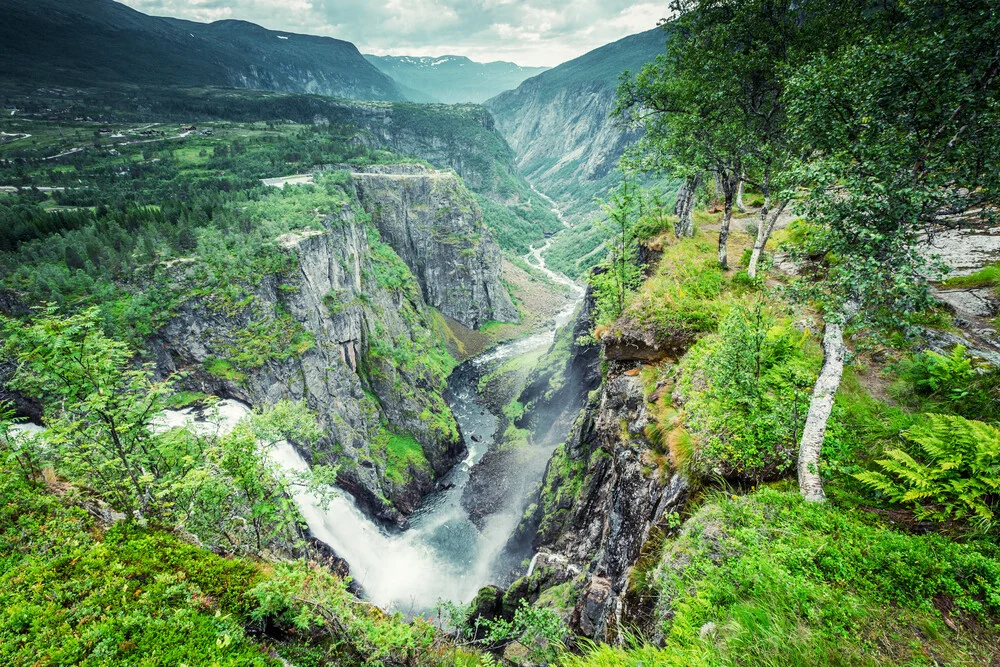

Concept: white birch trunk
[[718, 203, 732, 269], [747, 200, 788, 279], [674, 174, 701, 238], [735, 176, 746, 213], [797, 305, 855, 502]]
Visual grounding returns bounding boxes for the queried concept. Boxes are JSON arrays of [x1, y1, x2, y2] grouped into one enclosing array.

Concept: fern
[[855, 414, 1000, 526]]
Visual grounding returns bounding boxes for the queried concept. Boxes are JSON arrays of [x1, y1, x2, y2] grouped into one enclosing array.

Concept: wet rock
[[573, 576, 614, 639]]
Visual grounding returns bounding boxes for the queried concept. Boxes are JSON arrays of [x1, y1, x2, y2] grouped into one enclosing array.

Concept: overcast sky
[[118, 0, 667, 67]]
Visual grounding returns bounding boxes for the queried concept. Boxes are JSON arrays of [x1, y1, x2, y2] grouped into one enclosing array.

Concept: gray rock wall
[[353, 165, 517, 328], [154, 167, 513, 525]]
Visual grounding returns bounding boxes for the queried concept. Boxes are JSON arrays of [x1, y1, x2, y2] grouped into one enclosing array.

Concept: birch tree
[[788, 0, 1000, 501]]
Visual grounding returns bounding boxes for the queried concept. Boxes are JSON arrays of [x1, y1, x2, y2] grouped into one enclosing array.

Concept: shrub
[[855, 414, 1000, 527], [894, 345, 1000, 421], [681, 300, 819, 482]]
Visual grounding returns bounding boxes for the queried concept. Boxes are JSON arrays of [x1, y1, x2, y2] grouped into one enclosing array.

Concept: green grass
[[0, 476, 278, 667], [939, 264, 1000, 293], [564, 488, 1000, 667], [204, 357, 246, 383], [0, 475, 490, 667], [382, 431, 431, 486]]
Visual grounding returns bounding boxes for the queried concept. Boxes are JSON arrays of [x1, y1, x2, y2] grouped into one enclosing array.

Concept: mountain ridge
[[486, 27, 668, 220], [364, 54, 548, 104], [0, 0, 405, 101]]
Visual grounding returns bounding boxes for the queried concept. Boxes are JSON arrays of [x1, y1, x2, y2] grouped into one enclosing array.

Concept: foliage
[[893, 345, 1000, 421], [940, 264, 1000, 294], [565, 489, 1000, 666], [855, 414, 1000, 527], [1, 306, 325, 553], [0, 475, 277, 667], [589, 177, 646, 324], [249, 561, 441, 665], [477, 599, 569, 664], [603, 233, 733, 340], [680, 300, 819, 482], [785, 0, 1000, 333]]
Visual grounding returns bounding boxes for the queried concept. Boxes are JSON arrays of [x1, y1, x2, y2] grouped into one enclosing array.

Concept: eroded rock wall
[[153, 167, 513, 525]]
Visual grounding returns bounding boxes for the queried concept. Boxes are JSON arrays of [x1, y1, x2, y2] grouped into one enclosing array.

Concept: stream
[[170, 215, 583, 613], [11, 203, 586, 614]]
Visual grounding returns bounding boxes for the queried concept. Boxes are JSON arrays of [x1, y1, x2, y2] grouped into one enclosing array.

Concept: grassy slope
[[561, 212, 1000, 666], [0, 475, 489, 667]]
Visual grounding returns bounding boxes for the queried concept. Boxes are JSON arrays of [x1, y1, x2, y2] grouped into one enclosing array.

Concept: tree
[[3, 305, 175, 517], [618, 0, 864, 275], [2, 306, 327, 551], [617, 19, 750, 269], [788, 0, 1000, 501], [591, 176, 646, 323]]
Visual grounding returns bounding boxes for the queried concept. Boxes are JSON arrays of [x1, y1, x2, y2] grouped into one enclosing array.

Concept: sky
[[117, 0, 668, 67]]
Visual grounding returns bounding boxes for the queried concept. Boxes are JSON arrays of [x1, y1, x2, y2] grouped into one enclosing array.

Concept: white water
[[14, 196, 586, 613]]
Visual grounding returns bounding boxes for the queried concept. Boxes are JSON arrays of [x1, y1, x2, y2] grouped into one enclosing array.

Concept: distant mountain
[[0, 0, 405, 101], [486, 27, 668, 220], [364, 55, 548, 104]]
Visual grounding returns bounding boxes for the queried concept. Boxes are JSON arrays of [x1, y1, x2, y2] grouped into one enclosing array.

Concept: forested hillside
[[1, 0, 999, 665], [0, 0, 404, 101]]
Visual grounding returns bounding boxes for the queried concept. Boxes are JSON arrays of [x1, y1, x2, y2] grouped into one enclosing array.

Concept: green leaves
[[682, 300, 819, 482], [855, 414, 1000, 526]]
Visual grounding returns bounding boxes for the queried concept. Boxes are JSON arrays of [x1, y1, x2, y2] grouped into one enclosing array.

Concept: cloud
[[117, 0, 668, 66]]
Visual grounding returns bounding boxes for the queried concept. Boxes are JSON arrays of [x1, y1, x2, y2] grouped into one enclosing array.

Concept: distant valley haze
[[117, 0, 668, 68]]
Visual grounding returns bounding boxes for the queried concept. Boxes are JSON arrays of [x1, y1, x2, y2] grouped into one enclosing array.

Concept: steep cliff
[[353, 165, 517, 328], [152, 167, 513, 525], [477, 276, 693, 642], [485, 28, 667, 220]]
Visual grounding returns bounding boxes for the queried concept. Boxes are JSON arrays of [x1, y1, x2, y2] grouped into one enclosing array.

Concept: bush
[[681, 300, 819, 482], [855, 414, 1000, 527], [894, 345, 1000, 421]]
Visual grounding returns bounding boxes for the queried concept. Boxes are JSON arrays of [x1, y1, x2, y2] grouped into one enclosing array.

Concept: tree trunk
[[674, 174, 701, 238], [717, 171, 740, 270], [718, 203, 732, 269], [735, 176, 747, 213], [747, 200, 788, 279], [797, 307, 854, 502]]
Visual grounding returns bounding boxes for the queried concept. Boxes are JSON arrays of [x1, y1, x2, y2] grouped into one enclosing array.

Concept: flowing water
[[15, 203, 586, 614], [160, 213, 584, 612]]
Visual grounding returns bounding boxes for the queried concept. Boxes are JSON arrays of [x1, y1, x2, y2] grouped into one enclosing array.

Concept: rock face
[[487, 280, 690, 642], [152, 167, 513, 525], [486, 28, 666, 219], [353, 165, 517, 328]]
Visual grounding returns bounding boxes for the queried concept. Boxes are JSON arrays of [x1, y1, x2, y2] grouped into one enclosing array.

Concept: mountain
[[485, 27, 668, 220], [0, 0, 404, 101], [364, 55, 548, 104]]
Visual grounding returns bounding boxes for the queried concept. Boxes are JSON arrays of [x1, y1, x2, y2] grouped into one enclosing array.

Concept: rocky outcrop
[[602, 316, 699, 364], [152, 168, 513, 525], [353, 165, 517, 328], [503, 354, 689, 641]]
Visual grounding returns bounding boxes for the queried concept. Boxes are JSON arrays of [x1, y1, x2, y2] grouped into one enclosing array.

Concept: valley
[[1, 1, 1000, 666]]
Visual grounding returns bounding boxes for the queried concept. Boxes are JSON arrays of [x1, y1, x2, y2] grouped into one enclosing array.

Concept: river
[[10, 205, 585, 614], [165, 219, 584, 613]]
